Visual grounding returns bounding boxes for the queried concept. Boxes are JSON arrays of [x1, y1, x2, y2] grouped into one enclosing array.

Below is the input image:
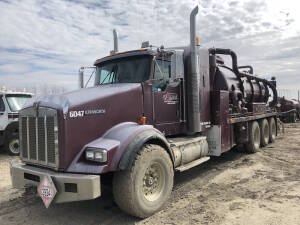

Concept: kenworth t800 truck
[[10, 6, 278, 218]]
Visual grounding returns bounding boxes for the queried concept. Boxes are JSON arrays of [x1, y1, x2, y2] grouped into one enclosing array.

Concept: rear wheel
[[269, 117, 276, 143], [5, 134, 20, 156], [260, 119, 269, 147], [246, 121, 261, 153], [113, 144, 174, 218], [292, 112, 297, 123]]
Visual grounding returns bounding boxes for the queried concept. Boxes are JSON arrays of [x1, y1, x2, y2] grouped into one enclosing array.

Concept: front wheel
[[113, 144, 174, 218], [5, 134, 20, 156]]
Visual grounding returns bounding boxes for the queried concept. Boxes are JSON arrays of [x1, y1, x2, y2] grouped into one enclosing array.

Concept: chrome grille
[[28, 117, 37, 160], [21, 118, 28, 158], [37, 117, 46, 161], [46, 117, 56, 164], [20, 107, 58, 169]]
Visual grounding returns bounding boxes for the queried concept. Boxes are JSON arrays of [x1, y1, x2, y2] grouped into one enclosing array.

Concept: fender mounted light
[[138, 116, 147, 125]]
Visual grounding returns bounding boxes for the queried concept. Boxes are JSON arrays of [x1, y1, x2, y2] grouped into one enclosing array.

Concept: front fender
[[118, 128, 174, 170], [67, 122, 173, 174]]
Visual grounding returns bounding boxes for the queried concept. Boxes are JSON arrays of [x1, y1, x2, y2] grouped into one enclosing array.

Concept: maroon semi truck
[[10, 6, 278, 218]]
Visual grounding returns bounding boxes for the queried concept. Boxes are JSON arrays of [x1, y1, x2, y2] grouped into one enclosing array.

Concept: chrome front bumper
[[10, 160, 101, 203]]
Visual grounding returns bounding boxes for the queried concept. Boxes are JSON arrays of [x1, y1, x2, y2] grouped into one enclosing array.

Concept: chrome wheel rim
[[9, 139, 20, 154], [143, 162, 165, 202]]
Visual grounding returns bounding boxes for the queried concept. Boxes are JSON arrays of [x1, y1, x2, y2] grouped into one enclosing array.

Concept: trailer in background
[[0, 91, 33, 155], [277, 97, 300, 123]]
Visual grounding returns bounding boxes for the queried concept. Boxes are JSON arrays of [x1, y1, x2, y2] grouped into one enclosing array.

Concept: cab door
[[0, 96, 7, 131], [152, 59, 182, 135]]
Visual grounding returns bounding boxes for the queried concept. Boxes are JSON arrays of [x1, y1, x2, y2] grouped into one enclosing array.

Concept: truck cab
[[91, 48, 191, 136], [0, 91, 33, 155]]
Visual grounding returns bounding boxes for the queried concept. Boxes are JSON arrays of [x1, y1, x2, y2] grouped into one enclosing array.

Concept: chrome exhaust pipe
[[113, 29, 119, 52], [187, 5, 201, 133]]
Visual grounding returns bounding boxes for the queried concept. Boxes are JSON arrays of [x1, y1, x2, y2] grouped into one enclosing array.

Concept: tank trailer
[[10, 6, 278, 218], [277, 97, 300, 123]]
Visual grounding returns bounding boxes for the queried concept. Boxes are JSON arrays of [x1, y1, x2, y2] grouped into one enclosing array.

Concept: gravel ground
[[0, 123, 299, 225]]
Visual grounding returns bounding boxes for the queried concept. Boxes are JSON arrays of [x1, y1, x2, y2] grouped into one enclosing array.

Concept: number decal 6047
[[69, 111, 84, 118]]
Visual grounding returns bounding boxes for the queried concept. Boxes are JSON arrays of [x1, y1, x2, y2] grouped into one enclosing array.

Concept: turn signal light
[[138, 116, 147, 125], [196, 36, 200, 45]]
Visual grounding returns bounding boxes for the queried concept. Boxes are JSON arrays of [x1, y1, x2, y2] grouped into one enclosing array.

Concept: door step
[[176, 157, 210, 172]]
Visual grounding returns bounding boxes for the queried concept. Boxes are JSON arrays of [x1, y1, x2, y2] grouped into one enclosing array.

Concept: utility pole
[[298, 90, 299, 102]]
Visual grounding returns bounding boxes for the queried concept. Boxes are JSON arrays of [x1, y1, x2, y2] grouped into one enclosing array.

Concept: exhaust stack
[[187, 5, 201, 133], [113, 29, 119, 52]]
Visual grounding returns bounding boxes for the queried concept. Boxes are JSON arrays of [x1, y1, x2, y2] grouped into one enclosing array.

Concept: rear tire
[[260, 119, 269, 147], [292, 112, 297, 123], [269, 117, 276, 143], [113, 144, 174, 218], [5, 133, 20, 156], [246, 121, 261, 153]]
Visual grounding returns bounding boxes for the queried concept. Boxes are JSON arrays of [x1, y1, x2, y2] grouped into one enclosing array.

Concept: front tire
[[5, 134, 20, 156], [113, 144, 174, 218], [246, 121, 261, 153]]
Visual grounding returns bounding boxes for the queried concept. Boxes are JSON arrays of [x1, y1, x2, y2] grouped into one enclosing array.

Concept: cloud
[[0, 0, 299, 95]]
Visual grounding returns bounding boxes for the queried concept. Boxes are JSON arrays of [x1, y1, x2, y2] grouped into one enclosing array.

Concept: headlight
[[85, 148, 107, 163]]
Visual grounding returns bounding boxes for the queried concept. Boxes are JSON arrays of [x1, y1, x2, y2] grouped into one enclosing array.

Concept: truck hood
[[22, 83, 143, 170], [30, 83, 142, 114]]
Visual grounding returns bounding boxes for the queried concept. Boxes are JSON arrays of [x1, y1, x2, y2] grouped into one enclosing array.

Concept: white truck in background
[[0, 91, 33, 155]]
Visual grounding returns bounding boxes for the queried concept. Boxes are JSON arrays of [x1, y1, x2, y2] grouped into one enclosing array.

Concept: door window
[[0, 97, 5, 112], [154, 59, 171, 91]]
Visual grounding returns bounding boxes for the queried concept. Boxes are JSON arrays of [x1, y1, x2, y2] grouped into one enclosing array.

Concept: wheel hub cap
[[9, 139, 20, 154], [142, 163, 164, 201]]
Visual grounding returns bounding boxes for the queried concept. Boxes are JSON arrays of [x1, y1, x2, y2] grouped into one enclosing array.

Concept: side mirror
[[78, 68, 84, 89], [170, 50, 184, 79]]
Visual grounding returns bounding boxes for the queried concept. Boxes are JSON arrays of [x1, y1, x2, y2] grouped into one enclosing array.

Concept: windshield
[[95, 55, 151, 85], [6, 94, 32, 112]]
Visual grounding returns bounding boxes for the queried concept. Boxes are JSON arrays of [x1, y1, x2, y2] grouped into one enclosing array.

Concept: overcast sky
[[0, 0, 299, 96]]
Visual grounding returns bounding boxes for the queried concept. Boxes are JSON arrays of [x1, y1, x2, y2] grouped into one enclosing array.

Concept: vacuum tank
[[209, 48, 277, 114]]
